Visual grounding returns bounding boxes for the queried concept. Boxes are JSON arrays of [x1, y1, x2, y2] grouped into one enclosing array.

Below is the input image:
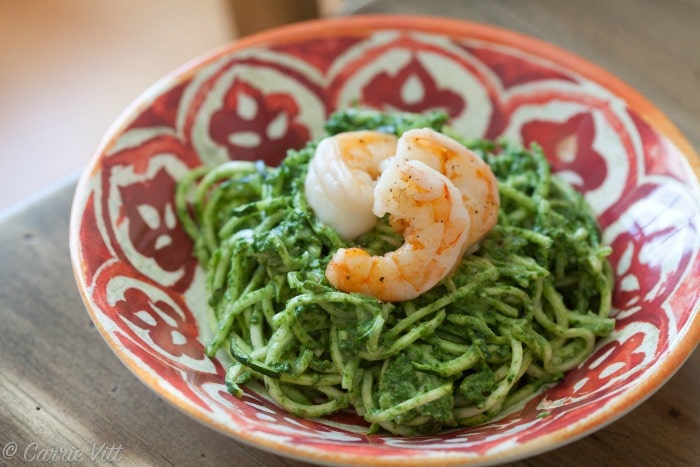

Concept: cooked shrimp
[[396, 128, 499, 247], [304, 131, 398, 240], [325, 159, 470, 302]]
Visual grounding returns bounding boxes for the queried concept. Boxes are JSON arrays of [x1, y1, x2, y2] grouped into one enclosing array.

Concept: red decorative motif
[[568, 328, 659, 395], [630, 111, 698, 184], [101, 135, 200, 293], [129, 81, 188, 130], [78, 192, 114, 285], [90, 261, 227, 411], [327, 33, 502, 136], [361, 55, 466, 118], [71, 23, 700, 465], [91, 262, 201, 362], [117, 288, 200, 360], [521, 113, 607, 193], [606, 182, 697, 325], [210, 79, 312, 165], [117, 169, 194, 282]]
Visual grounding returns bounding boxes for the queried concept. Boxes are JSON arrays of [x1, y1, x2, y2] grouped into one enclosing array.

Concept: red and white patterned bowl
[[69, 16, 700, 466]]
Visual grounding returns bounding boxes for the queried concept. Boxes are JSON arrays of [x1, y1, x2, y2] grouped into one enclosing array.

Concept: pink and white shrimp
[[304, 131, 398, 240], [396, 128, 500, 247], [325, 158, 471, 302], [308, 127, 500, 302]]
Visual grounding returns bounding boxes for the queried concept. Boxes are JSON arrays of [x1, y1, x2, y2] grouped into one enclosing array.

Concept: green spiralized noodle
[[175, 109, 615, 435]]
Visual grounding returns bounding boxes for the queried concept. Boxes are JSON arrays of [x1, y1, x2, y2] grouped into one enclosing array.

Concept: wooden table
[[1, 1, 698, 466]]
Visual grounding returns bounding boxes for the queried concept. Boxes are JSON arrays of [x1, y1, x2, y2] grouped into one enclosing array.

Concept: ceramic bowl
[[69, 15, 700, 466]]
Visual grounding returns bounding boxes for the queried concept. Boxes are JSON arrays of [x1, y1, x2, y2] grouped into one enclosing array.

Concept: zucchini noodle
[[175, 109, 615, 435]]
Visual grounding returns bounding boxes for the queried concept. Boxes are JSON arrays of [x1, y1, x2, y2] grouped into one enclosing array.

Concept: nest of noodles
[[175, 109, 614, 436]]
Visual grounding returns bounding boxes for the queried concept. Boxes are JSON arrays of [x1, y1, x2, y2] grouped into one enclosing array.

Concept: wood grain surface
[[1, 1, 698, 466]]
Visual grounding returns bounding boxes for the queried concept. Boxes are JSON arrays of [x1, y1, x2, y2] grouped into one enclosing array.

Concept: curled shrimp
[[325, 158, 471, 302], [304, 131, 398, 240], [396, 128, 500, 247]]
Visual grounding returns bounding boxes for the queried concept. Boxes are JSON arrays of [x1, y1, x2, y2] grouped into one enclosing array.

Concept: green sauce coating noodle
[[175, 109, 615, 435]]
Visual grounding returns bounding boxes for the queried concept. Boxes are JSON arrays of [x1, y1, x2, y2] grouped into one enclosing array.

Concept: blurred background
[[0, 0, 342, 214]]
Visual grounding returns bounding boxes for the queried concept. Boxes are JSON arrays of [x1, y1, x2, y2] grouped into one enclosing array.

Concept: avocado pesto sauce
[[175, 109, 615, 436]]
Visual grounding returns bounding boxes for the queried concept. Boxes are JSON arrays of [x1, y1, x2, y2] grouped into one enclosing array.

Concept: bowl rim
[[69, 14, 700, 467]]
